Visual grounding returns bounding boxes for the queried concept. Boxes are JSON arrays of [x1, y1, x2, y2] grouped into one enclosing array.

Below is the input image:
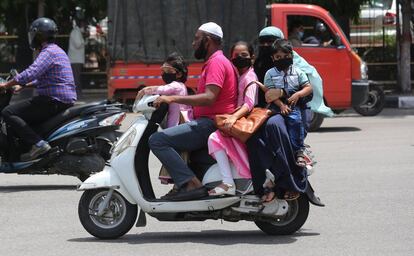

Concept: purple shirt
[[15, 43, 77, 104]]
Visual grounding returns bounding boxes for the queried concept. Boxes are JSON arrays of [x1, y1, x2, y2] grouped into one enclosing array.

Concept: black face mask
[[258, 45, 272, 58], [162, 73, 177, 84], [194, 38, 208, 60], [232, 56, 251, 69], [273, 58, 293, 71]]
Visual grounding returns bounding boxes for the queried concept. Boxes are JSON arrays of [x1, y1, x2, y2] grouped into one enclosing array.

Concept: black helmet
[[28, 17, 58, 50], [314, 21, 327, 34]]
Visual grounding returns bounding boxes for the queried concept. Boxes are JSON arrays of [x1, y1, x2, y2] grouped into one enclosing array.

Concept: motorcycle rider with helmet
[[0, 17, 77, 162]]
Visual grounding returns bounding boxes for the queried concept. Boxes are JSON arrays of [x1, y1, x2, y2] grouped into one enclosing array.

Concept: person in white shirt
[[68, 19, 85, 96]]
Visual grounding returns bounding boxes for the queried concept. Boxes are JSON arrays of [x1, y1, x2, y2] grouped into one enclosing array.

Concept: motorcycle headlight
[[360, 61, 368, 80], [111, 128, 137, 157]]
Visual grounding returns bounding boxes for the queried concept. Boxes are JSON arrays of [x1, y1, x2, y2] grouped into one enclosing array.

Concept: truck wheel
[[255, 194, 309, 235], [78, 189, 138, 239], [308, 111, 324, 132], [353, 86, 385, 116]]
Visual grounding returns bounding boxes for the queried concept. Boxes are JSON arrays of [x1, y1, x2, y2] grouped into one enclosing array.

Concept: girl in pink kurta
[[136, 52, 193, 127], [208, 42, 258, 196]]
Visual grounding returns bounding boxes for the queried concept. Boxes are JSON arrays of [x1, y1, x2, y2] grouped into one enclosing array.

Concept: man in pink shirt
[[150, 22, 238, 201]]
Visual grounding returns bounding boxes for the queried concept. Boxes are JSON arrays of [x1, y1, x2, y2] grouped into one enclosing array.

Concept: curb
[[385, 95, 414, 109]]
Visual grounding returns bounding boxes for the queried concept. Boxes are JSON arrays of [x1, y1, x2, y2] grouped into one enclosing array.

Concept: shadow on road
[[314, 127, 361, 133], [69, 229, 319, 245], [0, 185, 76, 193]]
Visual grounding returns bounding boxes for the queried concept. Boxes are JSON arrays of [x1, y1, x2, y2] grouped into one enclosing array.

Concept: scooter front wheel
[[255, 194, 309, 235], [78, 189, 137, 239]]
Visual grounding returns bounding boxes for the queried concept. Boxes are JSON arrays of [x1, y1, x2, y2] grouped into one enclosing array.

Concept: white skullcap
[[198, 22, 223, 38]]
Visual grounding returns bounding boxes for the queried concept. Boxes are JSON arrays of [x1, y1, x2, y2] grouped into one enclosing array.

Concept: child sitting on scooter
[[207, 41, 258, 196], [263, 39, 313, 168], [136, 52, 193, 128], [136, 52, 193, 185]]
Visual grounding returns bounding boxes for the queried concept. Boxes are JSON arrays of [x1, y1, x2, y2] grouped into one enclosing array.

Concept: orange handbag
[[214, 81, 273, 143]]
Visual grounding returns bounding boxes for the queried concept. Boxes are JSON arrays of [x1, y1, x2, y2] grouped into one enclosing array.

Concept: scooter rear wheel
[[78, 189, 137, 239], [255, 194, 309, 235]]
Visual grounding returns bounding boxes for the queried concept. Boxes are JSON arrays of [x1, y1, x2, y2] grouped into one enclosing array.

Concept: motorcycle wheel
[[353, 86, 385, 116], [255, 194, 309, 235], [78, 189, 137, 239]]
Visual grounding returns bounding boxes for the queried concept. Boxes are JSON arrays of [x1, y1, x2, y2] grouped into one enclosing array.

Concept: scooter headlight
[[111, 128, 137, 157]]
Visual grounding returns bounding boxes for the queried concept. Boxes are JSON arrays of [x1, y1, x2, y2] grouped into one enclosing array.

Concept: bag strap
[[243, 80, 274, 109], [242, 80, 265, 100]]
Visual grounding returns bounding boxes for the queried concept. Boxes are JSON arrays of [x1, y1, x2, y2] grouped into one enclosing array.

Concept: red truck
[[107, 1, 376, 130]]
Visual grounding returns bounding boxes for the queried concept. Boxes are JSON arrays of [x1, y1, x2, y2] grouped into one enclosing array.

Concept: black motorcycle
[[0, 70, 126, 181]]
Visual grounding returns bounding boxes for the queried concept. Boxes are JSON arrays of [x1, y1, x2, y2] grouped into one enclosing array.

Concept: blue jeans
[[285, 107, 305, 153], [148, 118, 216, 188], [302, 108, 311, 139]]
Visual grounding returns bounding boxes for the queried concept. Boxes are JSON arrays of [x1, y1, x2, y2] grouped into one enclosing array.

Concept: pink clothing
[[208, 131, 251, 178], [193, 50, 237, 119], [208, 68, 258, 178], [237, 67, 258, 111], [148, 81, 194, 127]]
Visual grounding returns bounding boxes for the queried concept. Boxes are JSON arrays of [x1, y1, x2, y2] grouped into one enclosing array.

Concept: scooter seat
[[33, 102, 103, 137]]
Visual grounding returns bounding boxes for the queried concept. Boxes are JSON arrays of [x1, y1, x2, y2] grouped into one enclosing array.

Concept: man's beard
[[194, 39, 208, 60]]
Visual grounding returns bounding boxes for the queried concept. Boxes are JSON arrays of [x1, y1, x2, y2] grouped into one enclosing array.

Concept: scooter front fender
[[77, 165, 136, 204], [305, 182, 325, 207]]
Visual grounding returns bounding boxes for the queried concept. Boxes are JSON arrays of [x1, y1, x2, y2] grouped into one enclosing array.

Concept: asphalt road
[[1, 108, 414, 256]]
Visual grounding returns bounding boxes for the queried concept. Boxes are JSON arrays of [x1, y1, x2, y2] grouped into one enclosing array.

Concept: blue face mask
[[298, 31, 304, 39]]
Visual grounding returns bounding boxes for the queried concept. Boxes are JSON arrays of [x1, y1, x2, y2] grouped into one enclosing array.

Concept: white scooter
[[77, 95, 324, 239]]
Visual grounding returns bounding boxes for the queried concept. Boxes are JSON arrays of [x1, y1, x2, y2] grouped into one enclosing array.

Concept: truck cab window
[[287, 15, 335, 48]]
